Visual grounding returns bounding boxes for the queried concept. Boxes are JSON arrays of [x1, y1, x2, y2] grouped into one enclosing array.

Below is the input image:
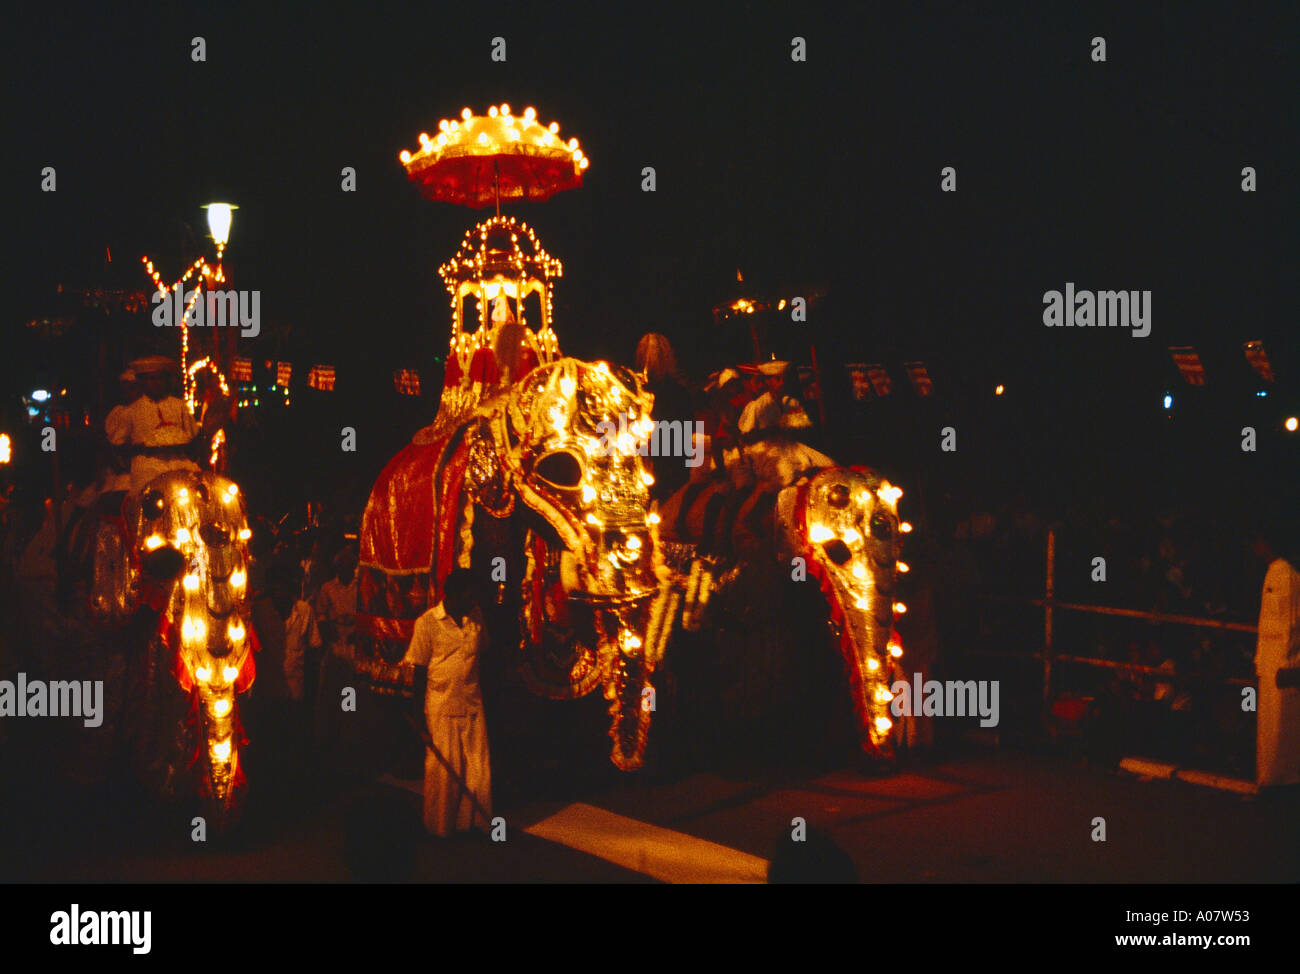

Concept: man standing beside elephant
[[400, 568, 492, 837]]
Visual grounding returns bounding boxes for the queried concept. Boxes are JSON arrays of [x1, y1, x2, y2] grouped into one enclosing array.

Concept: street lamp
[[202, 202, 237, 248]]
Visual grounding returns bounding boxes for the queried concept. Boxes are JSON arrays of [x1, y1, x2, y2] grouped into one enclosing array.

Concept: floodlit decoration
[[395, 369, 422, 396], [142, 203, 234, 404], [1169, 346, 1207, 386], [904, 361, 933, 397], [1243, 341, 1274, 383], [307, 364, 336, 390], [435, 215, 563, 415]]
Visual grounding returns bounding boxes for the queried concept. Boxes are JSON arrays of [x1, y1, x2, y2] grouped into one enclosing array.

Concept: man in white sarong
[[1255, 541, 1300, 789], [401, 568, 492, 836], [109, 356, 200, 494]]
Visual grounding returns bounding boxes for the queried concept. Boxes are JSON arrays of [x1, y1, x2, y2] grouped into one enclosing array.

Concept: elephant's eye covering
[[827, 484, 850, 508], [535, 451, 583, 489], [870, 513, 894, 540], [201, 522, 231, 547], [821, 539, 852, 565], [142, 490, 165, 517]]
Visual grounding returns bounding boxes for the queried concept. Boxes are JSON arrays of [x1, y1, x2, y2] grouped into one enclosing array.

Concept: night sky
[[5, 1, 1296, 509]]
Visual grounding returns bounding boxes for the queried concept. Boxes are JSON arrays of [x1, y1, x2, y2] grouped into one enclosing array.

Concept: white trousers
[[424, 711, 492, 836]]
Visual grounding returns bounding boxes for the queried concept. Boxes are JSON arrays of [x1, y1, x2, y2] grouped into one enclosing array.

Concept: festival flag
[[231, 357, 252, 382], [865, 364, 892, 397], [307, 365, 336, 391], [846, 364, 872, 401], [1169, 346, 1205, 386], [1243, 341, 1274, 382], [276, 362, 293, 387], [395, 369, 421, 396], [904, 361, 933, 397]]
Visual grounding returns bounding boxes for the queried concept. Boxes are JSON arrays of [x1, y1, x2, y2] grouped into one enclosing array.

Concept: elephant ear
[[463, 419, 514, 518]]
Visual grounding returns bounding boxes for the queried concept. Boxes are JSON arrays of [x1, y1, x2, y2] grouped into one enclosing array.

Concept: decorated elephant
[[93, 469, 257, 830], [657, 428, 909, 763], [357, 357, 676, 770]]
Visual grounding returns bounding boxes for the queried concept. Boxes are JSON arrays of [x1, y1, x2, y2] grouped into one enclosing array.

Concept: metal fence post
[[1043, 526, 1055, 710]]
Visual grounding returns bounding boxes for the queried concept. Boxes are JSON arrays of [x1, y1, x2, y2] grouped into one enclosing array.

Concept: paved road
[[7, 743, 1295, 882]]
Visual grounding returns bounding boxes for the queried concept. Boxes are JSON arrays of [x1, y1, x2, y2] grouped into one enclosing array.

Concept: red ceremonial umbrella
[[400, 104, 587, 214]]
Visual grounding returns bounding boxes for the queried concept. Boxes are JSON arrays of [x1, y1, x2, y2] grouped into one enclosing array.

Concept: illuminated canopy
[[400, 105, 586, 209]]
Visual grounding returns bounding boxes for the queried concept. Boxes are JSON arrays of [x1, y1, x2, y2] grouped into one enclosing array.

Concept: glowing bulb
[[889, 643, 903, 658], [222, 665, 239, 682], [641, 471, 654, 486], [900, 522, 913, 534], [195, 666, 211, 682], [489, 105, 498, 117], [145, 534, 164, 550], [177, 487, 188, 500], [183, 573, 200, 591], [855, 597, 870, 610], [461, 108, 472, 120], [226, 483, 238, 498], [875, 687, 893, 703], [203, 203, 236, 246], [586, 513, 599, 525], [995, 384, 1005, 396], [875, 717, 892, 734], [230, 570, 246, 588], [1287, 416, 1299, 432], [175, 527, 191, 544], [852, 563, 867, 579], [182, 617, 207, 643], [809, 523, 834, 543], [560, 375, 576, 398], [211, 738, 231, 761], [238, 528, 252, 541], [647, 512, 661, 525], [897, 561, 910, 573], [866, 658, 880, 672], [842, 527, 861, 544], [500, 103, 510, 115], [212, 697, 231, 718], [893, 601, 908, 615], [626, 535, 642, 550]]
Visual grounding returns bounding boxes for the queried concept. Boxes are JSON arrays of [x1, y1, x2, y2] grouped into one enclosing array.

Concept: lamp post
[[201, 203, 238, 472], [201, 203, 237, 383]]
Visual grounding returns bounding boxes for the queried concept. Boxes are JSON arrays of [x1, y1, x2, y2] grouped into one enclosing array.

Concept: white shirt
[[110, 394, 198, 447], [110, 394, 200, 491], [402, 603, 486, 721]]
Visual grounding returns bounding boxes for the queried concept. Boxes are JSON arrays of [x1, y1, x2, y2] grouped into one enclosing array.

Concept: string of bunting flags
[[1168, 341, 1277, 386], [222, 339, 1279, 407]]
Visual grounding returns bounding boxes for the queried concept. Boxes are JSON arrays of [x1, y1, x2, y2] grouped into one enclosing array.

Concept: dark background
[[4, 1, 1295, 522]]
